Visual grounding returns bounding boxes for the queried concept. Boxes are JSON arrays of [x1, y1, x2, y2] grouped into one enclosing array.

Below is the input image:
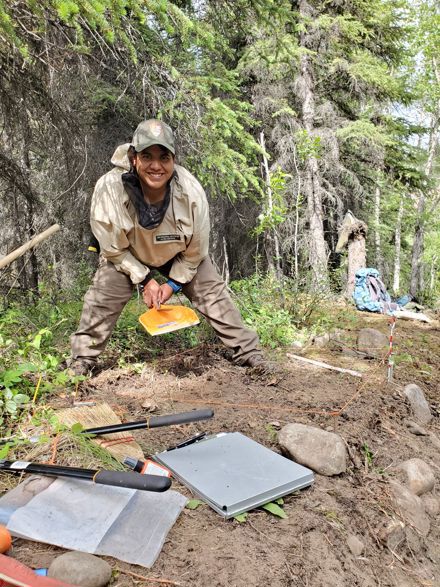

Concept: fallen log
[[0, 224, 60, 270]]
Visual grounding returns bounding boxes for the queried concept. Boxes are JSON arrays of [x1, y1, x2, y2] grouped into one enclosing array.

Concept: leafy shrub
[[230, 272, 359, 348], [0, 360, 34, 424], [230, 274, 298, 347], [0, 327, 79, 425]]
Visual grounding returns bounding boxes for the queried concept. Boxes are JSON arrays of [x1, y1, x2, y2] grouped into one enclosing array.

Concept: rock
[[347, 534, 364, 556], [291, 341, 304, 349], [403, 384, 432, 425], [378, 519, 405, 551], [268, 421, 281, 429], [422, 495, 439, 517], [278, 423, 347, 476], [356, 328, 388, 358], [389, 481, 430, 536], [405, 420, 428, 436], [396, 458, 435, 496], [48, 552, 112, 587], [313, 334, 330, 348], [141, 400, 158, 411]]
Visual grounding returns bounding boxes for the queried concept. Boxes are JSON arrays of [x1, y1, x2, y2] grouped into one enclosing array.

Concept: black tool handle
[[94, 470, 171, 492], [83, 408, 214, 435], [147, 409, 214, 429], [0, 460, 93, 477]]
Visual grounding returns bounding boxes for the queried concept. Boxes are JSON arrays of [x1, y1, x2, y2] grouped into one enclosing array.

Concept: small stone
[[278, 423, 347, 476], [291, 341, 304, 349], [347, 534, 364, 556], [313, 334, 330, 348], [396, 458, 435, 496], [422, 495, 439, 517], [389, 481, 430, 536], [405, 420, 428, 436], [403, 384, 432, 425], [357, 328, 388, 359], [141, 400, 158, 411], [378, 519, 405, 551], [48, 552, 112, 587]]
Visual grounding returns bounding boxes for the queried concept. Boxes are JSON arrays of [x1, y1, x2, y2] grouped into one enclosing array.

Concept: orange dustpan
[[139, 304, 200, 336]]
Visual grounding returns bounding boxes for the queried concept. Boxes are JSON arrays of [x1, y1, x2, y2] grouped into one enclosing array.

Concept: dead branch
[[0, 224, 60, 270]]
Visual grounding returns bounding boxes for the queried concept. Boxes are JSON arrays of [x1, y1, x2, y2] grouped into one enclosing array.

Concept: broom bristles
[[56, 403, 145, 462]]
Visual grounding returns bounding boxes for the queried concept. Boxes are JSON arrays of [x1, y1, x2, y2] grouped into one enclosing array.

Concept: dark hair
[[127, 145, 136, 172]]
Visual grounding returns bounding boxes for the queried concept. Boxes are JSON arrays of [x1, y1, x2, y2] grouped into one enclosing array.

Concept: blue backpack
[[353, 268, 399, 315]]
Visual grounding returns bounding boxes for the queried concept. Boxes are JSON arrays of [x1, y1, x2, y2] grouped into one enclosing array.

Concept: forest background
[[1, 0, 439, 299], [0, 0, 439, 425]]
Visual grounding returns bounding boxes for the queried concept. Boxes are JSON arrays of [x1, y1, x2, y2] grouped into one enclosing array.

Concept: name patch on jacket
[[154, 234, 182, 243]]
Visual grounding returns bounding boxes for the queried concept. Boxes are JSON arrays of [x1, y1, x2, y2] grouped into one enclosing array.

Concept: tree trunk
[[299, 0, 328, 288], [259, 131, 282, 278], [410, 112, 439, 297], [393, 195, 404, 294], [429, 255, 437, 292], [410, 192, 426, 297], [374, 186, 383, 273], [292, 145, 301, 279], [347, 235, 366, 297]]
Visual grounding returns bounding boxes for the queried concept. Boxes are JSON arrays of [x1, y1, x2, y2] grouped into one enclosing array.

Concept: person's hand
[[142, 279, 161, 309], [159, 283, 174, 305]]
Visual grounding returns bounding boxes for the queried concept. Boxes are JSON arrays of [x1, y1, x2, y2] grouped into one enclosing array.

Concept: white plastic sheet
[[4, 478, 187, 567]]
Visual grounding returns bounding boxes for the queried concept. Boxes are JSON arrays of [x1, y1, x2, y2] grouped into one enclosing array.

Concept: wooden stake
[[286, 353, 363, 378]]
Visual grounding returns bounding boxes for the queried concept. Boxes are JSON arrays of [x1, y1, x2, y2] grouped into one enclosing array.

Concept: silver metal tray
[[155, 432, 314, 518]]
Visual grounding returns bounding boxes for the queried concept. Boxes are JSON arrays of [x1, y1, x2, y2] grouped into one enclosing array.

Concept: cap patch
[[149, 121, 163, 137]]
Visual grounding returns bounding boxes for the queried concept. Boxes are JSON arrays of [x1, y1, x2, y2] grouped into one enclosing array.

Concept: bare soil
[[9, 313, 440, 587]]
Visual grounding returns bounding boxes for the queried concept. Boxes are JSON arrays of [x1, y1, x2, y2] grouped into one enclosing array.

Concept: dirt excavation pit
[[8, 315, 440, 587], [155, 344, 221, 377]]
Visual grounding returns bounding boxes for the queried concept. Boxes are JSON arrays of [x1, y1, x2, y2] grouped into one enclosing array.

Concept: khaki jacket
[[90, 144, 210, 284]]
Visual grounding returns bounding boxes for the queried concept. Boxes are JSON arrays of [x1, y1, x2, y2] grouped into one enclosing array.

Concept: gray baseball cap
[[131, 119, 175, 155]]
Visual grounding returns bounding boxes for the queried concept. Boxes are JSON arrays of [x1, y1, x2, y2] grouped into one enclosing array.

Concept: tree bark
[[299, 0, 328, 288], [429, 255, 437, 292], [259, 131, 282, 278], [410, 193, 426, 297], [410, 111, 439, 297], [292, 145, 301, 279], [393, 195, 404, 294], [374, 186, 383, 274], [347, 235, 366, 297], [410, 57, 439, 298]]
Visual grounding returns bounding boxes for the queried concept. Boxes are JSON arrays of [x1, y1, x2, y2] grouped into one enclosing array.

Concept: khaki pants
[[71, 257, 261, 365]]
